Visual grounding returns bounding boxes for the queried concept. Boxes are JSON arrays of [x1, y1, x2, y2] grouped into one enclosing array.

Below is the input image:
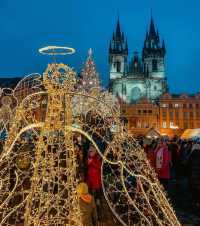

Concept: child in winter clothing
[[77, 182, 98, 226]]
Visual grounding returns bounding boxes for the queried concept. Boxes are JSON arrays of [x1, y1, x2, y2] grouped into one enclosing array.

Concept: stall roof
[[181, 129, 200, 139]]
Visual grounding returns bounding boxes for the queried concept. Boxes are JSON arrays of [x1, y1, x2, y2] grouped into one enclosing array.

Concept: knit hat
[[76, 182, 88, 195]]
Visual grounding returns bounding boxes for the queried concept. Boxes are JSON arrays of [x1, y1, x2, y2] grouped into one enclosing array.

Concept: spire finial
[[117, 9, 120, 21], [116, 13, 121, 38], [149, 8, 156, 38]]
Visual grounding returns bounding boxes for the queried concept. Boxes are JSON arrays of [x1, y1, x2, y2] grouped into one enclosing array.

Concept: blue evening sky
[[0, 0, 200, 94]]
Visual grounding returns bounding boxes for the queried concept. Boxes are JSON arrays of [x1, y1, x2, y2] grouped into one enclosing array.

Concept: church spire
[[142, 11, 166, 59], [116, 18, 121, 40], [149, 14, 157, 39], [109, 17, 128, 55]]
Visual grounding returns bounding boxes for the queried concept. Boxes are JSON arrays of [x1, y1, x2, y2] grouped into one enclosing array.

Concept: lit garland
[[78, 48, 101, 93], [0, 46, 181, 226]]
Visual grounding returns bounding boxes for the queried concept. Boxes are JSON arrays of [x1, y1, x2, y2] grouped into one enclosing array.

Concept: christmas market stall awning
[[181, 128, 200, 139], [145, 127, 161, 138]]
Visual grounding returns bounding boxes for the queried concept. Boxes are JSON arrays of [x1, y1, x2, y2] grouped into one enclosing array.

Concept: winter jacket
[[188, 148, 200, 190], [154, 145, 171, 179], [86, 154, 102, 190], [79, 194, 98, 226]]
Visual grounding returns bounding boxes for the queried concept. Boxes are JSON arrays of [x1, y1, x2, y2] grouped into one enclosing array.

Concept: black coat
[[188, 149, 200, 189]]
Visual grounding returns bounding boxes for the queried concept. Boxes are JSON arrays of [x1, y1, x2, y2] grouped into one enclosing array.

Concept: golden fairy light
[[0, 46, 181, 226]]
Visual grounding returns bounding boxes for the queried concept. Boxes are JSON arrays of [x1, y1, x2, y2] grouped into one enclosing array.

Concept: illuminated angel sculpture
[[0, 74, 42, 139], [0, 88, 17, 136], [0, 46, 180, 226]]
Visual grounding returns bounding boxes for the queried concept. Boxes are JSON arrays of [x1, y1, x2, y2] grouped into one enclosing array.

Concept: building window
[[131, 87, 142, 102], [152, 59, 158, 71], [161, 104, 168, 108], [174, 103, 179, 108], [162, 111, 167, 118], [162, 121, 167, 128], [183, 104, 187, 108], [116, 61, 121, 72], [189, 103, 193, 109], [190, 112, 193, 118], [184, 122, 188, 129], [137, 121, 141, 128], [148, 110, 152, 114], [143, 110, 147, 114], [175, 111, 179, 119], [183, 112, 188, 119], [169, 103, 173, 108], [196, 103, 199, 108], [169, 111, 174, 119], [170, 121, 174, 128], [154, 86, 157, 91], [138, 110, 141, 114]]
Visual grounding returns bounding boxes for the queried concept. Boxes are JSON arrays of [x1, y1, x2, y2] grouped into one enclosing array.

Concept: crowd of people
[[141, 136, 200, 210], [1, 133, 200, 226], [74, 136, 102, 226], [75, 135, 200, 225]]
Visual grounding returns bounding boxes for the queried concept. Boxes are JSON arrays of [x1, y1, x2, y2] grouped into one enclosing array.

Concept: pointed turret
[[162, 40, 166, 54], [142, 12, 166, 81], [142, 14, 165, 59], [125, 39, 128, 53], [116, 18, 121, 40], [109, 40, 112, 52], [149, 15, 157, 39], [145, 31, 149, 41], [109, 18, 128, 55], [109, 17, 128, 81]]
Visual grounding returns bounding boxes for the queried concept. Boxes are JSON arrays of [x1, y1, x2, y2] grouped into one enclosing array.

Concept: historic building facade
[[121, 93, 200, 137], [109, 16, 200, 137], [109, 16, 167, 103], [121, 97, 159, 135], [159, 93, 200, 137]]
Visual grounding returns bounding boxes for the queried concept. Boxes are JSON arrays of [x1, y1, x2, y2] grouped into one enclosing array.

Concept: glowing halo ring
[[38, 46, 75, 55]]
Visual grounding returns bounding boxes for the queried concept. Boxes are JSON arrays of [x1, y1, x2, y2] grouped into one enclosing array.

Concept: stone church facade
[[109, 16, 167, 103]]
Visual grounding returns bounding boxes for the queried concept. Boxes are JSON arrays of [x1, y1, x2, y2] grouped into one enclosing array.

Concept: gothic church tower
[[142, 15, 167, 99], [109, 18, 128, 81], [108, 14, 168, 103]]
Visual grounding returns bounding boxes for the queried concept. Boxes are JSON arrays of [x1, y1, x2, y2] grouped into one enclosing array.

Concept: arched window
[[152, 59, 158, 71], [116, 61, 121, 72], [131, 87, 141, 102]]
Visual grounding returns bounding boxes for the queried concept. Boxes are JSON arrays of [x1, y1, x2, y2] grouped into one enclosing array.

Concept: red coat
[[154, 145, 171, 179], [86, 154, 102, 190]]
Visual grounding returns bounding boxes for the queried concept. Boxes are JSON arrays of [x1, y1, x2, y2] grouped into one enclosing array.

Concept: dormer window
[[152, 59, 158, 71]]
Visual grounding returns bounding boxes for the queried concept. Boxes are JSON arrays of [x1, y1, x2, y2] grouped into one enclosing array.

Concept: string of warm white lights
[[0, 46, 181, 226]]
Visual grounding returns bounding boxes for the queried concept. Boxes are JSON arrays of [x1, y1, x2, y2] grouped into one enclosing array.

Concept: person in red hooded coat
[[154, 139, 171, 191], [86, 145, 102, 191], [86, 145, 102, 220]]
